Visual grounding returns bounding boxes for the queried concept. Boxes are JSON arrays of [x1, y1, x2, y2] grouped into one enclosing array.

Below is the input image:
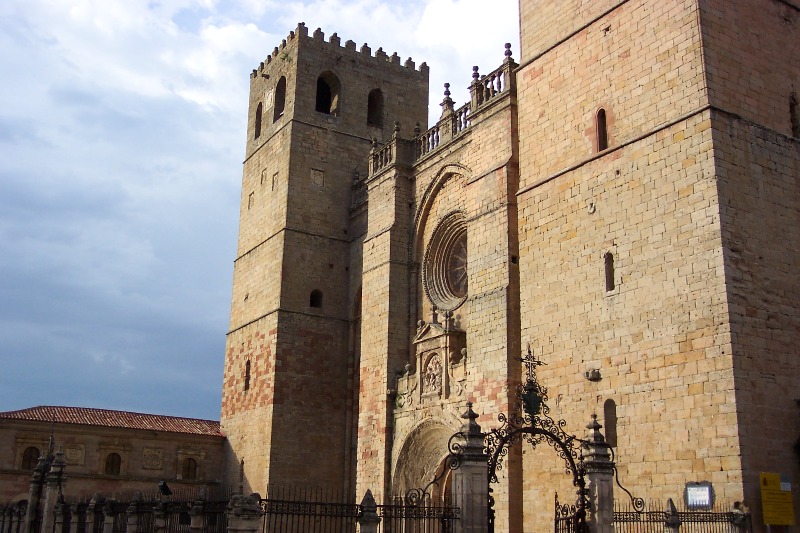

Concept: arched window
[[604, 252, 615, 292], [182, 458, 198, 480], [244, 360, 251, 391], [273, 77, 286, 122], [316, 72, 341, 115], [21, 446, 40, 470], [367, 88, 384, 126], [254, 102, 263, 139], [596, 108, 608, 151], [309, 289, 323, 308], [603, 399, 618, 447], [104, 453, 121, 476]]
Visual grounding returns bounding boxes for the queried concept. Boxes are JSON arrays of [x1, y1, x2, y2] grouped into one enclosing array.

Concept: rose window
[[423, 212, 468, 311]]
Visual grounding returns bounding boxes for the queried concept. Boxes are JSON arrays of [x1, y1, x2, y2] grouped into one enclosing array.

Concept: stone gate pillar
[[40, 447, 67, 533], [452, 403, 489, 533], [583, 415, 614, 533], [226, 493, 263, 533]]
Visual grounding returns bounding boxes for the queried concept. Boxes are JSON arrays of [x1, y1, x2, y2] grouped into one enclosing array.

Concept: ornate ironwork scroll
[[482, 346, 588, 530]]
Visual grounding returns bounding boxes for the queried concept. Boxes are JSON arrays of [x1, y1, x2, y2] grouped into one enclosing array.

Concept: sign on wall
[[760, 472, 795, 526]]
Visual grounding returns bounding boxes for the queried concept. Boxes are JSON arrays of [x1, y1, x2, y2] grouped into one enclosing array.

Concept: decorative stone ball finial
[[472, 66, 480, 80], [504, 43, 512, 57], [393, 121, 401, 134], [443, 83, 451, 98]]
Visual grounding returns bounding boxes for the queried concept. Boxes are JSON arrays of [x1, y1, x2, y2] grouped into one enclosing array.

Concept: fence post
[[103, 499, 117, 533], [88, 493, 104, 533], [664, 498, 682, 532], [189, 488, 207, 533], [126, 492, 142, 533], [584, 414, 614, 533], [452, 402, 489, 533], [153, 500, 167, 533], [225, 493, 263, 533], [357, 490, 381, 533], [54, 499, 68, 532]]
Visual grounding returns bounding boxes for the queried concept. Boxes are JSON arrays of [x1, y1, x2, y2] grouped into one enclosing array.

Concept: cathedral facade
[[220, 0, 800, 530]]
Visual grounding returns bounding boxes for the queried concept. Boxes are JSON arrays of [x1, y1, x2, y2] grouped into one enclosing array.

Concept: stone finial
[[371, 137, 379, 150], [391, 52, 400, 64], [472, 66, 480, 81], [345, 39, 356, 50], [289, 30, 295, 39], [440, 83, 455, 118], [420, 62, 429, 74], [405, 57, 415, 69], [329, 32, 340, 46], [431, 306, 439, 324], [281, 39, 287, 49], [504, 43, 512, 57], [460, 402, 482, 435], [414, 122, 421, 136], [296, 22, 308, 37], [313, 28, 324, 40], [273, 47, 279, 57], [376, 47, 387, 59], [361, 43, 371, 55], [393, 121, 401, 135], [358, 490, 381, 530]]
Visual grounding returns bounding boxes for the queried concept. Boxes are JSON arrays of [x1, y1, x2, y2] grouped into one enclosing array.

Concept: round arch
[[413, 163, 472, 264], [392, 418, 458, 500]]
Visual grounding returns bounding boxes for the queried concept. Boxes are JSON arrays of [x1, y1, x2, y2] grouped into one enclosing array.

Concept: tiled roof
[[0, 406, 222, 437]]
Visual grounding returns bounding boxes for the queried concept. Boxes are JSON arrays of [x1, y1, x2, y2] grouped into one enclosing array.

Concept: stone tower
[[515, 0, 800, 526], [220, 23, 429, 495]]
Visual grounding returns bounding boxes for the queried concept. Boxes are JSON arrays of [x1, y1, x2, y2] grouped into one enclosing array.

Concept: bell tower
[[220, 22, 429, 495]]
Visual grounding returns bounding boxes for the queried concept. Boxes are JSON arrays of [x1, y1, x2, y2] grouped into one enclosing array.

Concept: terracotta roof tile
[[0, 406, 222, 437]]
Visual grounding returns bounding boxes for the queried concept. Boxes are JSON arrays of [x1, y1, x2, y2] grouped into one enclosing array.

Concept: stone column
[[225, 493, 263, 533], [451, 403, 489, 533], [583, 415, 614, 533], [356, 490, 381, 533]]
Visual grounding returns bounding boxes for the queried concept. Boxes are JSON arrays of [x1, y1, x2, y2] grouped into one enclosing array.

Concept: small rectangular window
[[248, 192, 255, 210], [604, 252, 615, 292]]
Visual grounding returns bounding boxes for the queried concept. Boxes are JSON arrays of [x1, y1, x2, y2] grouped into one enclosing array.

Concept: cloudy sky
[[0, 0, 519, 421]]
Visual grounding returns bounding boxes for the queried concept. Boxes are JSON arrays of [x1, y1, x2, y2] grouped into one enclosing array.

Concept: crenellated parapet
[[251, 22, 428, 80]]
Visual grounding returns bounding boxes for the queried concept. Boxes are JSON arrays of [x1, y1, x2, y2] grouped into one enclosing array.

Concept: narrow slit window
[[367, 89, 384, 126], [310, 289, 323, 308], [604, 252, 615, 292], [244, 360, 251, 391], [791, 92, 800, 138], [596, 108, 608, 151], [254, 102, 263, 139], [603, 399, 618, 447], [273, 77, 286, 122]]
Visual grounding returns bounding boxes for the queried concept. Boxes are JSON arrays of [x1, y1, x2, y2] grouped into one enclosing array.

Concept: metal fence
[[613, 500, 752, 533], [377, 500, 459, 533]]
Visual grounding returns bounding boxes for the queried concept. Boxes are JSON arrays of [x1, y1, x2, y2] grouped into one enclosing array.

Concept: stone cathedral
[[219, 0, 800, 529]]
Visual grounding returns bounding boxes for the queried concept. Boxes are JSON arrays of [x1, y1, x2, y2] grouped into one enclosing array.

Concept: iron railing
[[613, 500, 752, 533]]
